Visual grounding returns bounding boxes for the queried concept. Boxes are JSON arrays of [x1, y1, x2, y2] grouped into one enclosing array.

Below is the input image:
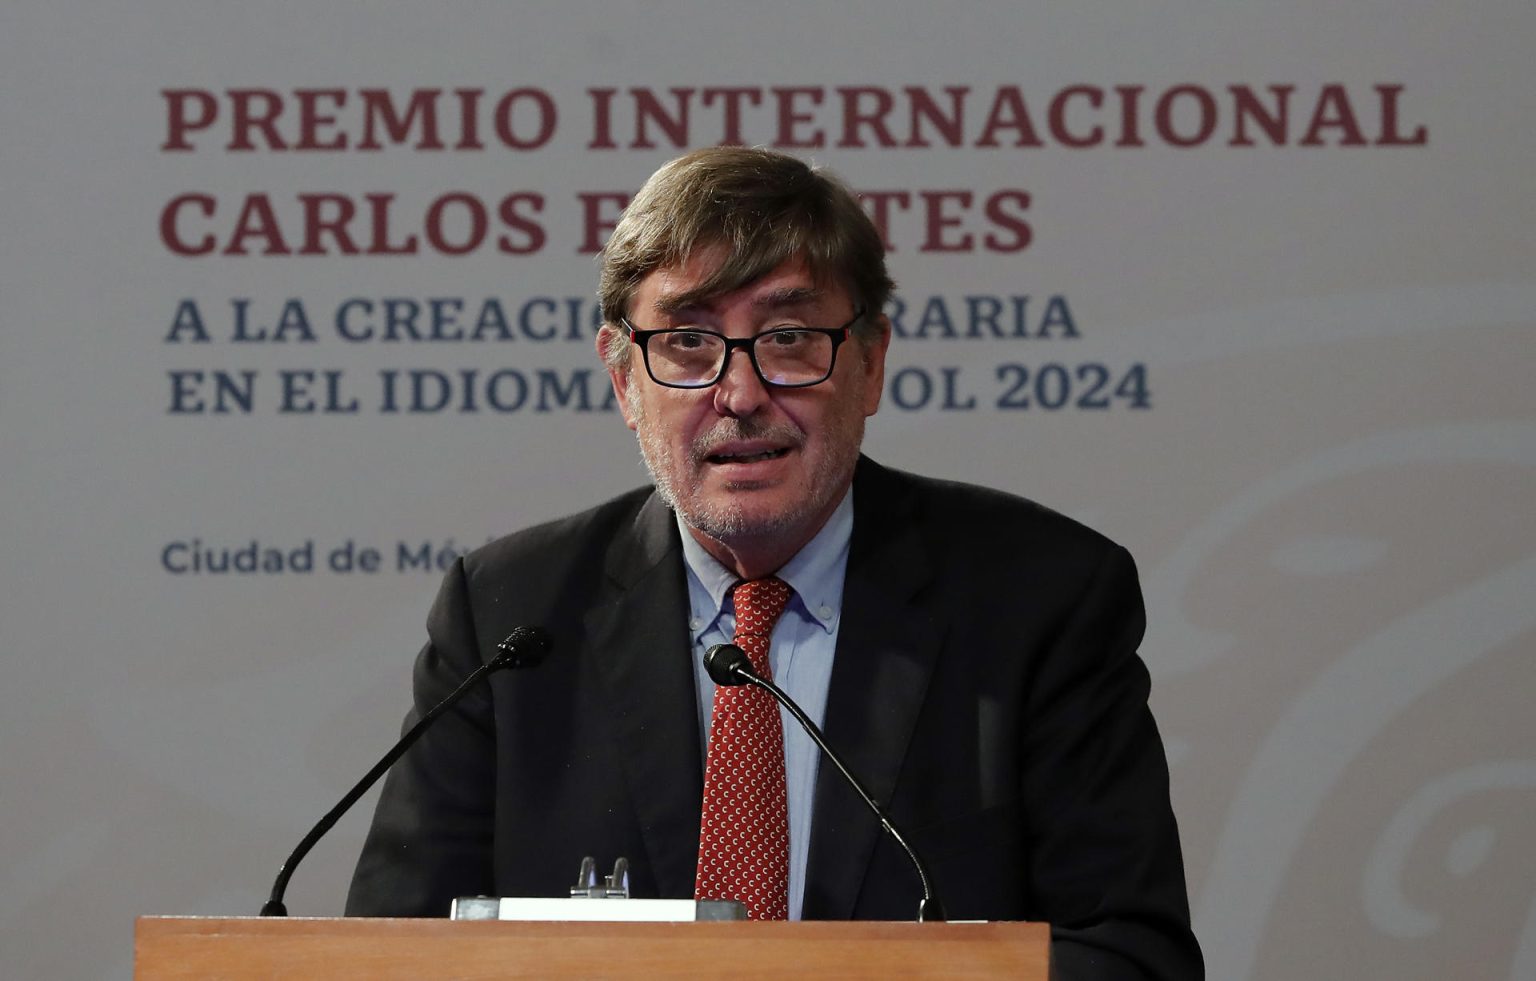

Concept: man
[[348, 147, 1202, 979]]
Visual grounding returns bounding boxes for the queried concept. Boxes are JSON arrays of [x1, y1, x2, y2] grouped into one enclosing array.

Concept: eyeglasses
[[622, 307, 865, 389]]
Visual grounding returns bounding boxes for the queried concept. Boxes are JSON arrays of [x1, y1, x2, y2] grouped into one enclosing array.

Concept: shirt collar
[[676, 488, 853, 636]]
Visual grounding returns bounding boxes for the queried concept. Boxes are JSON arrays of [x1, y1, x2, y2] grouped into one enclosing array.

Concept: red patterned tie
[[694, 577, 793, 920]]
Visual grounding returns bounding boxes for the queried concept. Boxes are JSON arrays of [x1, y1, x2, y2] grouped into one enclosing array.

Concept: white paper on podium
[[451, 897, 745, 922]]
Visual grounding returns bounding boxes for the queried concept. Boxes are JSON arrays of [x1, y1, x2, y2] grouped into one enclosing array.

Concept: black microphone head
[[703, 643, 753, 686], [492, 625, 552, 670]]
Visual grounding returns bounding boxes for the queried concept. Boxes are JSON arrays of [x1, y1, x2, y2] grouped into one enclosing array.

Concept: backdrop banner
[[2, 2, 1532, 978]]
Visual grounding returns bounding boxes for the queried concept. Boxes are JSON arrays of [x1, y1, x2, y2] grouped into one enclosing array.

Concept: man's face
[[603, 251, 889, 560]]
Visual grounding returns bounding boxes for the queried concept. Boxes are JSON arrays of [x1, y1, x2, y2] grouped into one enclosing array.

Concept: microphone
[[260, 625, 552, 916], [702, 643, 946, 922]]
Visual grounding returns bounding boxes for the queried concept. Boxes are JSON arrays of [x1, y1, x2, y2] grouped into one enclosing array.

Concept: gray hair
[[598, 146, 893, 370]]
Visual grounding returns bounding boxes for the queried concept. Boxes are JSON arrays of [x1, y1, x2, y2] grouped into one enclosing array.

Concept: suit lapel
[[584, 492, 704, 899], [803, 459, 946, 919]]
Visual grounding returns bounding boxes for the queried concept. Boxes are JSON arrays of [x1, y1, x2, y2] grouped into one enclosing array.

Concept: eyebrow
[[752, 286, 824, 311], [652, 285, 824, 319]]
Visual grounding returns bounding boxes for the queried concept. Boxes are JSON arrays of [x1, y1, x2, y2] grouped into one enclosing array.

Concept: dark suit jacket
[[347, 457, 1202, 979]]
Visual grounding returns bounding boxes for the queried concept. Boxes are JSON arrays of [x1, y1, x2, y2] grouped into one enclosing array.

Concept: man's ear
[[596, 325, 639, 431], [859, 314, 893, 417]]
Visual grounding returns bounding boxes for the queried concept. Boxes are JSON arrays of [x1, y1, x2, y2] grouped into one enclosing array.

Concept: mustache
[[691, 417, 805, 459]]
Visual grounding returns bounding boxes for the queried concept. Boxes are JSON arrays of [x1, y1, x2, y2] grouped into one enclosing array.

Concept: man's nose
[[712, 347, 770, 418]]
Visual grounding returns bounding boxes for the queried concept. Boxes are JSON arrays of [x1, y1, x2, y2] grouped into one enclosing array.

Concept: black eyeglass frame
[[621, 307, 867, 390]]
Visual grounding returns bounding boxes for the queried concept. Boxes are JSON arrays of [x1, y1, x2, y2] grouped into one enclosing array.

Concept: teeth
[[714, 449, 785, 463]]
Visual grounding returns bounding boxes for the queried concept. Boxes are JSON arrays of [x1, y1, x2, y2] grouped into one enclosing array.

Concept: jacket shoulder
[[863, 460, 1125, 563], [472, 485, 653, 563], [453, 485, 661, 611]]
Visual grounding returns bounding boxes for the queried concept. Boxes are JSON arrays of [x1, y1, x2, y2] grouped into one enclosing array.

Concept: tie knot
[[732, 577, 791, 639]]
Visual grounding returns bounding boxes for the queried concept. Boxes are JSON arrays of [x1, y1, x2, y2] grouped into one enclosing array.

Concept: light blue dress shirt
[[679, 489, 852, 921]]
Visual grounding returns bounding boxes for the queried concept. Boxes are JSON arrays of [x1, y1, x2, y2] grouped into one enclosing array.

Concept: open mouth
[[706, 447, 791, 465]]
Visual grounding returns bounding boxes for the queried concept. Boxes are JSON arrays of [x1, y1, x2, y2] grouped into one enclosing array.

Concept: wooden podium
[[134, 916, 1049, 978]]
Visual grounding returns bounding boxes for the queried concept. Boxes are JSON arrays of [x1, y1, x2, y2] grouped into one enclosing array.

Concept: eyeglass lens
[[648, 330, 834, 387]]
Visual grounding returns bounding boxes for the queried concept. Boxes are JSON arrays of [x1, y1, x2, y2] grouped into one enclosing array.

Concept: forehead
[[633, 251, 849, 321]]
